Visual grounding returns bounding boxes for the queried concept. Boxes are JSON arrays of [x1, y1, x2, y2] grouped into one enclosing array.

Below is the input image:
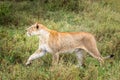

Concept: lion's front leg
[[26, 49, 46, 66], [52, 53, 59, 66]]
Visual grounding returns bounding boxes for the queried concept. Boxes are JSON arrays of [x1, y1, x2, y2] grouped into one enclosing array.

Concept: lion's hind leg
[[83, 38, 104, 66], [75, 49, 85, 67]]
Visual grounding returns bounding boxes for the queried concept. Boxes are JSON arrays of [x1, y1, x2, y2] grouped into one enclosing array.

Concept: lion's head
[[26, 23, 44, 36]]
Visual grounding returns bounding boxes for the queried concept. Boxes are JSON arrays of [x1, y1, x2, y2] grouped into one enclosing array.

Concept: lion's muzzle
[[26, 32, 31, 37]]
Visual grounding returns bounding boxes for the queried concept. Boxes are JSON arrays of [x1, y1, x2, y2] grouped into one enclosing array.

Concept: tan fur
[[26, 23, 104, 66]]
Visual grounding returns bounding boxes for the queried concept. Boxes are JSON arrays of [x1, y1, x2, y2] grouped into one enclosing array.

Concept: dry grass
[[0, 0, 120, 80]]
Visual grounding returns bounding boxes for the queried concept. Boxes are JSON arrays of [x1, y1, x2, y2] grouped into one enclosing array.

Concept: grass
[[0, 0, 120, 80]]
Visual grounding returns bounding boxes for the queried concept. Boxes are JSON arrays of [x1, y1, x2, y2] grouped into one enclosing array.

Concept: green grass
[[0, 0, 120, 80]]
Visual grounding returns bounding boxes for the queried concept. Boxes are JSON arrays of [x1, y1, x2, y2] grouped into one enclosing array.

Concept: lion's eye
[[36, 25, 39, 29]]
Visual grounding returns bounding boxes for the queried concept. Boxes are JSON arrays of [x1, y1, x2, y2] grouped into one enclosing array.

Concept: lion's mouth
[[26, 32, 31, 37]]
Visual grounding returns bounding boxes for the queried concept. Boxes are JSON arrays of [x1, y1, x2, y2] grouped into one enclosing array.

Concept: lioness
[[26, 23, 113, 66]]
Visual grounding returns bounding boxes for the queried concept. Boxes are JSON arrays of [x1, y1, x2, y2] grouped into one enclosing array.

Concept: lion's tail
[[103, 54, 114, 59]]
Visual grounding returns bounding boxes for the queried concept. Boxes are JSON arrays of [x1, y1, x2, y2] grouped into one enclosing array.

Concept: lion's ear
[[36, 24, 39, 29]]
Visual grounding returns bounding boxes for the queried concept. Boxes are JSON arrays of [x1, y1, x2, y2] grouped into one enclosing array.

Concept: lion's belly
[[58, 48, 75, 54], [58, 44, 80, 54]]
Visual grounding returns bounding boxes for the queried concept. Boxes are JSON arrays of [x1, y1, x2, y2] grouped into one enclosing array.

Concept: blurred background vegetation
[[0, 0, 120, 80]]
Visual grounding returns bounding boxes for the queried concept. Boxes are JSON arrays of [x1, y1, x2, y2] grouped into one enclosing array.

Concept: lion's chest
[[39, 43, 53, 53]]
